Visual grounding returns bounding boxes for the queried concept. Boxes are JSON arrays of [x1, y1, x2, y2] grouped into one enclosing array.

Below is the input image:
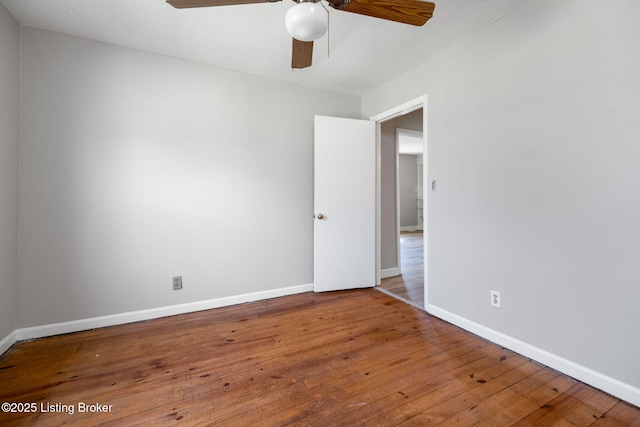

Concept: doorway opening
[[380, 127, 424, 307], [370, 98, 427, 309]]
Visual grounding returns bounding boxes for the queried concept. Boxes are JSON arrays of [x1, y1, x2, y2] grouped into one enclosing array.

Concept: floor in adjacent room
[[380, 230, 424, 309]]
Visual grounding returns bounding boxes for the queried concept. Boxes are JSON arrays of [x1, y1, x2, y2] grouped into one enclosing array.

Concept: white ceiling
[[1, 0, 526, 96]]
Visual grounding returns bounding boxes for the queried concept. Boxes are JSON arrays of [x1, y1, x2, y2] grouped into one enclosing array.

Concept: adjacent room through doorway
[[377, 109, 425, 309]]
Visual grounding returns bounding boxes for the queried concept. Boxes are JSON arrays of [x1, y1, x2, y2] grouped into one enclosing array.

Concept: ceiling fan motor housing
[[327, 0, 350, 9]]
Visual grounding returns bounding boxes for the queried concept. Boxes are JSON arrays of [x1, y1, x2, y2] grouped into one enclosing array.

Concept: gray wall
[[399, 155, 418, 228], [17, 27, 360, 328], [380, 110, 422, 270], [0, 3, 19, 346], [364, 0, 640, 389]]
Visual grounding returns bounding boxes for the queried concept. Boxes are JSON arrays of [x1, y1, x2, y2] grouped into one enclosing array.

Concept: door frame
[[370, 95, 428, 308]]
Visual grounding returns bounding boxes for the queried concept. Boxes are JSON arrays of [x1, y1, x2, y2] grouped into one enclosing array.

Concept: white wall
[[363, 0, 640, 396], [17, 27, 360, 328], [0, 3, 20, 349]]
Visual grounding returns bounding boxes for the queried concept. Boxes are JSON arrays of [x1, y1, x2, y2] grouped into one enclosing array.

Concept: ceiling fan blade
[[328, 0, 435, 26], [292, 39, 313, 69], [166, 0, 278, 8]]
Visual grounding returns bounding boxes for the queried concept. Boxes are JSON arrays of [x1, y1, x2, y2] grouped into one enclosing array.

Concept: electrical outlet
[[172, 276, 183, 290], [490, 290, 501, 308]]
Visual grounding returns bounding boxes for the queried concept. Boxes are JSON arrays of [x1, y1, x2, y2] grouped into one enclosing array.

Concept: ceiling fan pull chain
[[321, 1, 330, 58]]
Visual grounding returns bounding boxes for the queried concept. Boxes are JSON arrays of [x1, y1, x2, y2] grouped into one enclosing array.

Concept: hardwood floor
[[380, 231, 424, 308], [1, 289, 639, 426]]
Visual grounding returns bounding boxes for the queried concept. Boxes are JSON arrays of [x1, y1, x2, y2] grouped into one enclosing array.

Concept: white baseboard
[[380, 268, 401, 279], [0, 330, 17, 357], [427, 303, 640, 408], [400, 226, 422, 232], [15, 283, 314, 342]]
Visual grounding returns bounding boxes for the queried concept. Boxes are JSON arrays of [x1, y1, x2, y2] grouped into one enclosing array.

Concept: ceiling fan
[[166, 0, 435, 69]]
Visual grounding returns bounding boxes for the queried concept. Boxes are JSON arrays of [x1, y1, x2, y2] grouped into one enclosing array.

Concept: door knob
[[316, 213, 324, 220]]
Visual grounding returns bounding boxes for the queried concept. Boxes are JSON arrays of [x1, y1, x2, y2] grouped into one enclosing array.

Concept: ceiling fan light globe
[[285, 2, 328, 42]]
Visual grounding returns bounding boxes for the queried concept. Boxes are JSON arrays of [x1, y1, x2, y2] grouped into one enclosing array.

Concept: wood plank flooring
[[1, 289, 639, 426], [381, 231, 424, 308]]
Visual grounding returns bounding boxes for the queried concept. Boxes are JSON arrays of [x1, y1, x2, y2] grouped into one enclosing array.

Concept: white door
[[314, 115, 376, 292]]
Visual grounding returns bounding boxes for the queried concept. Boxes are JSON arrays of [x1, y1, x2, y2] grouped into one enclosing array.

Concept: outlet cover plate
[[173, 276, 183, 290], [491, 290, 501, 308]]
